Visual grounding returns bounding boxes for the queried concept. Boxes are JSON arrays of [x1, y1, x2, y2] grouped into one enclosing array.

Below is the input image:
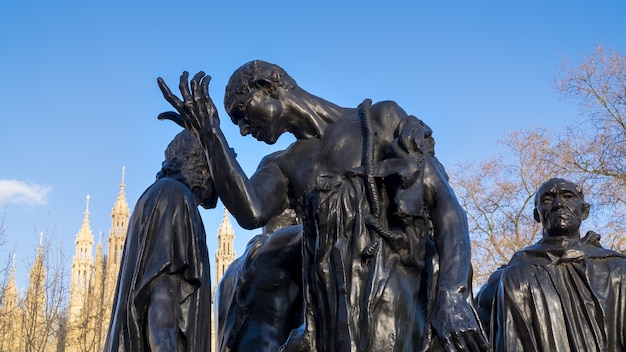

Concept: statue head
[[224, 60, 297, 127], [533, 178, 590, 239], [158, 130, 217, 209]]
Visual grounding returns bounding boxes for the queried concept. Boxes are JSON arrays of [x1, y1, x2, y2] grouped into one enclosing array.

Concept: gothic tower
[[0, 254, 20, 352], [215, 207, 236, 283], [105, 167, 130, 288], [92, 234, 106, 349], [23, 234, 48, 349], [102, 167, 130, 345], [68, 196, 94, 322], [212, 207, 236, 352], [0, 254, 19, 314], [62, 169, 239, 352], [65, 169, 131, 352]]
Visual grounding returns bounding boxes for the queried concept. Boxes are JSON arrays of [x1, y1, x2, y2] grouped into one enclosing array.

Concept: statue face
[[193, 167, 217, 209], [535, 179, 588, 238], [180, 159, 217, 210], [236, 89, 287, 145]]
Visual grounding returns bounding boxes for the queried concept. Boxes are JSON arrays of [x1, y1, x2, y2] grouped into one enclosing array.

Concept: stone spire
[[1, 253, 19, 314], [102, 167, 131, 346], [91, 232, 107, 350], [76, 196, 94, 247], [0, 253, 20, 351], [106, 167, 129, 275], [25, 234, 47, 324], [93, 232, 105, 292], [212, 208, 236, 352], [68, 196, 94, 321], [110, 166, 130, 224], [215, 207, 236, 284]]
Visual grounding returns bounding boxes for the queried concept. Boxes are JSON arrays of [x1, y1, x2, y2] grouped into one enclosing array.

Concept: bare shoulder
[[368, 100, 408, 129], [371, 100, 407, 115], [422, 156, 456, 206], [258, 149, 287, 168]]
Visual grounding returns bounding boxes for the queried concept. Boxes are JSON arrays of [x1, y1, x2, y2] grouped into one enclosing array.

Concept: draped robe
[[299, 114, 450, 351], [481, 237, 626, 351], [104, 177, 212, 352]]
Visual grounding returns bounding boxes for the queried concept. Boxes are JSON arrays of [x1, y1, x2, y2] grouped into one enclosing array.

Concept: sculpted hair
[[157, 129, 208, 189], [224, 60, 297, 124]]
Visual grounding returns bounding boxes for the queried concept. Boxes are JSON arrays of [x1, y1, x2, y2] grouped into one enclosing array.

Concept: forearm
[[432, 201, 473, 294], [200, 128, 287, 229], [156, 71, 287, 227]]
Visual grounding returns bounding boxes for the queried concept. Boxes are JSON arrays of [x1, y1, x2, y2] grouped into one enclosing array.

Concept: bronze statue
[[104, 130, 216, 352], [158, 60, 487, 351], [216, 223, 303, 352], [476, 178, 626, 351]]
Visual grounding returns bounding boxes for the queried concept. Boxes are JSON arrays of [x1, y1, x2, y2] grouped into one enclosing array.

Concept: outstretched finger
[[190, 71, 205, 96], [192, 72, 209, 110], [200, 74, 212, 101], [157, 77, 184, 111], [201, 75, 215, 114], [157, 111, 187, 128], [179, 71, 193, 103]]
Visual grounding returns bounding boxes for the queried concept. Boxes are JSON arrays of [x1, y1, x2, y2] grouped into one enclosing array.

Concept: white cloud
[[0, 179, 52, 206]]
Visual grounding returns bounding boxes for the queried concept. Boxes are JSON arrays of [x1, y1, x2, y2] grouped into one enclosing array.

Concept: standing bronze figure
[[477, 178, 626, 351], [158, 61, 487, 352], [104, 130, 216, 352]]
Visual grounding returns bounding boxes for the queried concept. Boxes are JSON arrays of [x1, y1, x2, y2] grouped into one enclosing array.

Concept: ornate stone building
[[215, 208, 236, 282], [212, 208, 236, 351], [65, 168, 131, 352], [63, 169, 236, 351], [0, 256, 20, 351], [0, 169, 237, 351], [0, 235, 54, 351]]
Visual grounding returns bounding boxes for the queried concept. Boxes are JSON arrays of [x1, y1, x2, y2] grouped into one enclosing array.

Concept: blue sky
[[1, 1, 624, 290]]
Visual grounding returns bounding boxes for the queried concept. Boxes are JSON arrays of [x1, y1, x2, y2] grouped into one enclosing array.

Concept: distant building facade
[[65, 167, 131, 352], [212, 208, 236, 352], [0, 168, 237, 352]]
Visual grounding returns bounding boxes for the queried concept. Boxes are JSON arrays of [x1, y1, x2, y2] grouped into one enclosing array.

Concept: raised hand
[[157, 71, 219, 136]]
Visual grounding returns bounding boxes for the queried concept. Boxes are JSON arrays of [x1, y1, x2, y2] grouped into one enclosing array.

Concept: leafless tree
[[0, 228, 70, 352], [451, 46, 626, 289], [450, 129, 575, 287], [553, 45, 626, 250]]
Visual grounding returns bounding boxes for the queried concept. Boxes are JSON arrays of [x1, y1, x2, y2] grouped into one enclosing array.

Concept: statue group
[[104, 61, 626, 352]]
